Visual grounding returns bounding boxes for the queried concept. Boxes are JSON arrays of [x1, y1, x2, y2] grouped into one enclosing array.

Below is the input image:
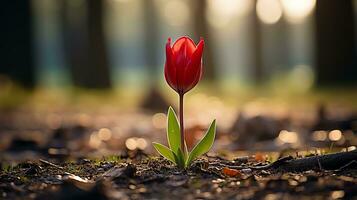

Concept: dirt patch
[[1, 152, 356, 200]]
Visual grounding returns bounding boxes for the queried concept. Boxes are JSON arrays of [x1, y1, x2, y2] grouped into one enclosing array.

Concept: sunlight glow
[[206, 0, 253, 28], [46, 114, 62, 129], [256, 0, 282, 25], [67, 0, 85, 8], [290, 65, 314, 92], [78, 113, 91, 127], [110, 0, 129, 3], [281, 0, 316, 23], [163, 0, 190, 27]]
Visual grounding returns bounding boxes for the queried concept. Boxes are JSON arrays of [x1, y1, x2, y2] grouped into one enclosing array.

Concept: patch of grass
[[65, 163, 82, 174], [1, 163, 15, 173], [103, 155, 121, 163], [91, 155, 122, 168], [19, 175, 29, 183]]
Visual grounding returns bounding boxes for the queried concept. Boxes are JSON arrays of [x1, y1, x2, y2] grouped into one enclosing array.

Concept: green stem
[[179, 93, 185, 156]]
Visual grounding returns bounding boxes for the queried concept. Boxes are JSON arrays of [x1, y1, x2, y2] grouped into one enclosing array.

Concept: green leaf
[[173, 148, 185, 168], [186, 119, 216, 167], [184, 142, 188, 160], [167, 107, 180, 155], [152, 142, 176, 164]]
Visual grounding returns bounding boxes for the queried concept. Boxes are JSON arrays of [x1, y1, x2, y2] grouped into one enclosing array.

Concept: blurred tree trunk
[[143, 0, 159, 83], [315, 0, 357, 86], [140, 0, 170, 113], [250, 0, 263, 84], [0, 1, 35, 88], [192, 0, 216, 81], [60, 0, 111, 89]]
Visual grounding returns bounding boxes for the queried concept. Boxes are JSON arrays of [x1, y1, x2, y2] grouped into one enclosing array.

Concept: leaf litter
[[0, 149, 356, 200]]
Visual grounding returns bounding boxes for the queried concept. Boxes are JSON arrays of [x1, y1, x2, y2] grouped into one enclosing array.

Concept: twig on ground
[[39, 159, 64, 170], [315, 149, 322, 170], [250, 156, 294, 170], [267, 150, 357, 172], [335, 160, 357, 172]]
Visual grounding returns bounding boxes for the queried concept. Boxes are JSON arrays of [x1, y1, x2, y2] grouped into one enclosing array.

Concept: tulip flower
[[164, 36, 204, 95], [153, 36, 216, 168]]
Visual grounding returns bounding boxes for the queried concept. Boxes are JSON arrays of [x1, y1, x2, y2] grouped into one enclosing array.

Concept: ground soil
[[1, 151, 356, 200]]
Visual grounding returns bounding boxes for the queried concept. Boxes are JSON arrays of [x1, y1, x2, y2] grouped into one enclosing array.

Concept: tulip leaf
[[152, 142, 176, 164], [173, 148, 185, 168], [186, 119, 216, 167], [167, 107, 181, 155]]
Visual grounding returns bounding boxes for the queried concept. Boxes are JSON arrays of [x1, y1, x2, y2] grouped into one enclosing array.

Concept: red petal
[[183, 64, 202, 93], [165, 38, 174, 65], [191, 38, 204, 63], [172, 36, 196, 58], [182, 39, 204, 92], [164, 62, 178, 92], [165, 38, 179, 92], [175, 43, 187, 92], [172, 37, 196, 93]]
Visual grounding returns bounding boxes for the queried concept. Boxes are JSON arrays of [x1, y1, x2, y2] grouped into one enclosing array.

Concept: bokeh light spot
[[125, 137, 148, 150], [152, 113, 166, 129], [348, 146, 356, 151], [89, 131, 102, 149], [136, 138, 148, 150], [312, 131, 327, 141], [256, 0, 282, 25], [98, 128, 112, 141], [278, 130, 298, 143], [329, 130, 342, 141], [125, 137, 137, 150], [331, 191, 345, 199], [281, 0, 316, 23]]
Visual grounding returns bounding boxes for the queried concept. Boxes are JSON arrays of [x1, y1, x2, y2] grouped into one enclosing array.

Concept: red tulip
[[164, 36, 204, 95]]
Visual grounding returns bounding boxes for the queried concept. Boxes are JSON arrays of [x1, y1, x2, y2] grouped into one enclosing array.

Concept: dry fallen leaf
[[222, 167, 240, 177], [254, 153, 266, 162]]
